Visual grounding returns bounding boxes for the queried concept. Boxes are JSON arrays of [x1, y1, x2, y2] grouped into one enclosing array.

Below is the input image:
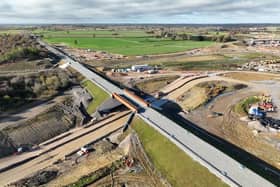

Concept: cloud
[[0, 0, 279, 23]]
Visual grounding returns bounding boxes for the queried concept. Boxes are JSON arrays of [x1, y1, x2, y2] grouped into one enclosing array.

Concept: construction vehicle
[[259, 102, 277, 112], [77, 146, 90, 156], [248, 105, 266, 120], [257, 94, 277, 112], [248, 105, 280, 130]]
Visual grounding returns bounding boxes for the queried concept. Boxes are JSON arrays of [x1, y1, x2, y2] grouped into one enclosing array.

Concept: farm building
[[131, 64, 152, 72]]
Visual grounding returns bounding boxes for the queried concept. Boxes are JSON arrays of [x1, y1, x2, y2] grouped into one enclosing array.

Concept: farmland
[[39, 29, 214, 56]]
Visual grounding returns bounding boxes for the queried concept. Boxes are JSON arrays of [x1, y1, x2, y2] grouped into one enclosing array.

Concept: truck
[[248, 106, 266, 120]]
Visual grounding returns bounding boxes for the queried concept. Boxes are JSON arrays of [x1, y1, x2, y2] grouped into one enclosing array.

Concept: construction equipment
[[259, 117, 280, 130], [248, 106, 266, 120], [256, 94, 277, 112], [248, 105, 280, 131], [259, 102, 277, 112]]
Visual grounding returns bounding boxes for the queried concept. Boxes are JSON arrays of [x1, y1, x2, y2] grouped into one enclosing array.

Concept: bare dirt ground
[[174, 72, 280, 169], [0, 111, 129, 172], [0, 92, 70, 130], [166, 75, 249, 101], [0, 111, 130, 186], [223, 71, 280, 82], [223, 71, 280, 119], [134, 75, 179, 94], [185, 88, 280, 169], [47, 148, 124, 186], [161, 74, 206, 95], [45, 132, 166, 187]]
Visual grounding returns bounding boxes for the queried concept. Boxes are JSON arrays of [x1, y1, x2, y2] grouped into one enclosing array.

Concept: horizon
[[1, 23, 280, 26], [0, 0, 280, 24]]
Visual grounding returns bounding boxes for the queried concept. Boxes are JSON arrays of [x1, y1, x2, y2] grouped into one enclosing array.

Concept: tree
[[197, 35, 204, 41], [46, 76, 60, 90], [212, 35, 217, 42], [74, 40, 78, 45], [222, 34, 233, 43], [217, 35, 224, 42], [57, 72, 70, 88], [24, 76, 34, 86], [92, 34, 96, 38], [10, 76, 22, 84]]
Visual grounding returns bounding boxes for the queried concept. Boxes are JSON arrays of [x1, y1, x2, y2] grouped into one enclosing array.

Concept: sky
[[0, 0, 279, 24]]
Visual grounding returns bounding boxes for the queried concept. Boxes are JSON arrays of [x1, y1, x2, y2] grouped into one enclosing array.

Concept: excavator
[[257, 94, 277, 112]]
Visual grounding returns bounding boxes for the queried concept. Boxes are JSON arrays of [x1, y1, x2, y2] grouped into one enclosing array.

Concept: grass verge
[[81, 80, 109, 114], [234, 96, 260, 116], [132, 117, 228, 187]]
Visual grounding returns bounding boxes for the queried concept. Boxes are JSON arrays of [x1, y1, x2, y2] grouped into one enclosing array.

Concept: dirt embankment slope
[[166, 76, 249, 101], [0, 105, 76, 158]]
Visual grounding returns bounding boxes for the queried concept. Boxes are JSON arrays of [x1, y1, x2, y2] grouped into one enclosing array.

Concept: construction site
[[0, 81, 168, 187], [1, 25, 280, 187], [105, 66, 280, 171]]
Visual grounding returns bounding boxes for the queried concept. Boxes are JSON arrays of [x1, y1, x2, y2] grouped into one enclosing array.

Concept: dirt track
[[0, 112, 130, 186], [165, 75, 249, 101], [161, 74, 207, 95]]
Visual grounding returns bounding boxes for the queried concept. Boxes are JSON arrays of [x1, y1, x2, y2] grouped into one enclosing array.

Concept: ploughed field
[[40, 29, 214, 56]]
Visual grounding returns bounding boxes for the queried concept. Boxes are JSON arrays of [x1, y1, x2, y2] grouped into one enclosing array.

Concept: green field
[[132, 118, 227, 187], [34, 29, 151, 38], [234, 96, 260, 115], [45, 37, 213, 56], [81, 80, 109, 114], [38, 29, 214, 56]]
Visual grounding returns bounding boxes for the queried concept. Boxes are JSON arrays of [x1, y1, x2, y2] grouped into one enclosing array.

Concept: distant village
[[247, 39, 280, 47], [240, 59, 280, 73]]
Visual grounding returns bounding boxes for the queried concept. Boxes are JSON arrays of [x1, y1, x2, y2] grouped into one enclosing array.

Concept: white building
[[131, 64, 152, 72]]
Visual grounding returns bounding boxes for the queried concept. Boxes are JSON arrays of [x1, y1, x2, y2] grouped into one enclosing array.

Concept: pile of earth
[[177, 81, 247, 111]]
